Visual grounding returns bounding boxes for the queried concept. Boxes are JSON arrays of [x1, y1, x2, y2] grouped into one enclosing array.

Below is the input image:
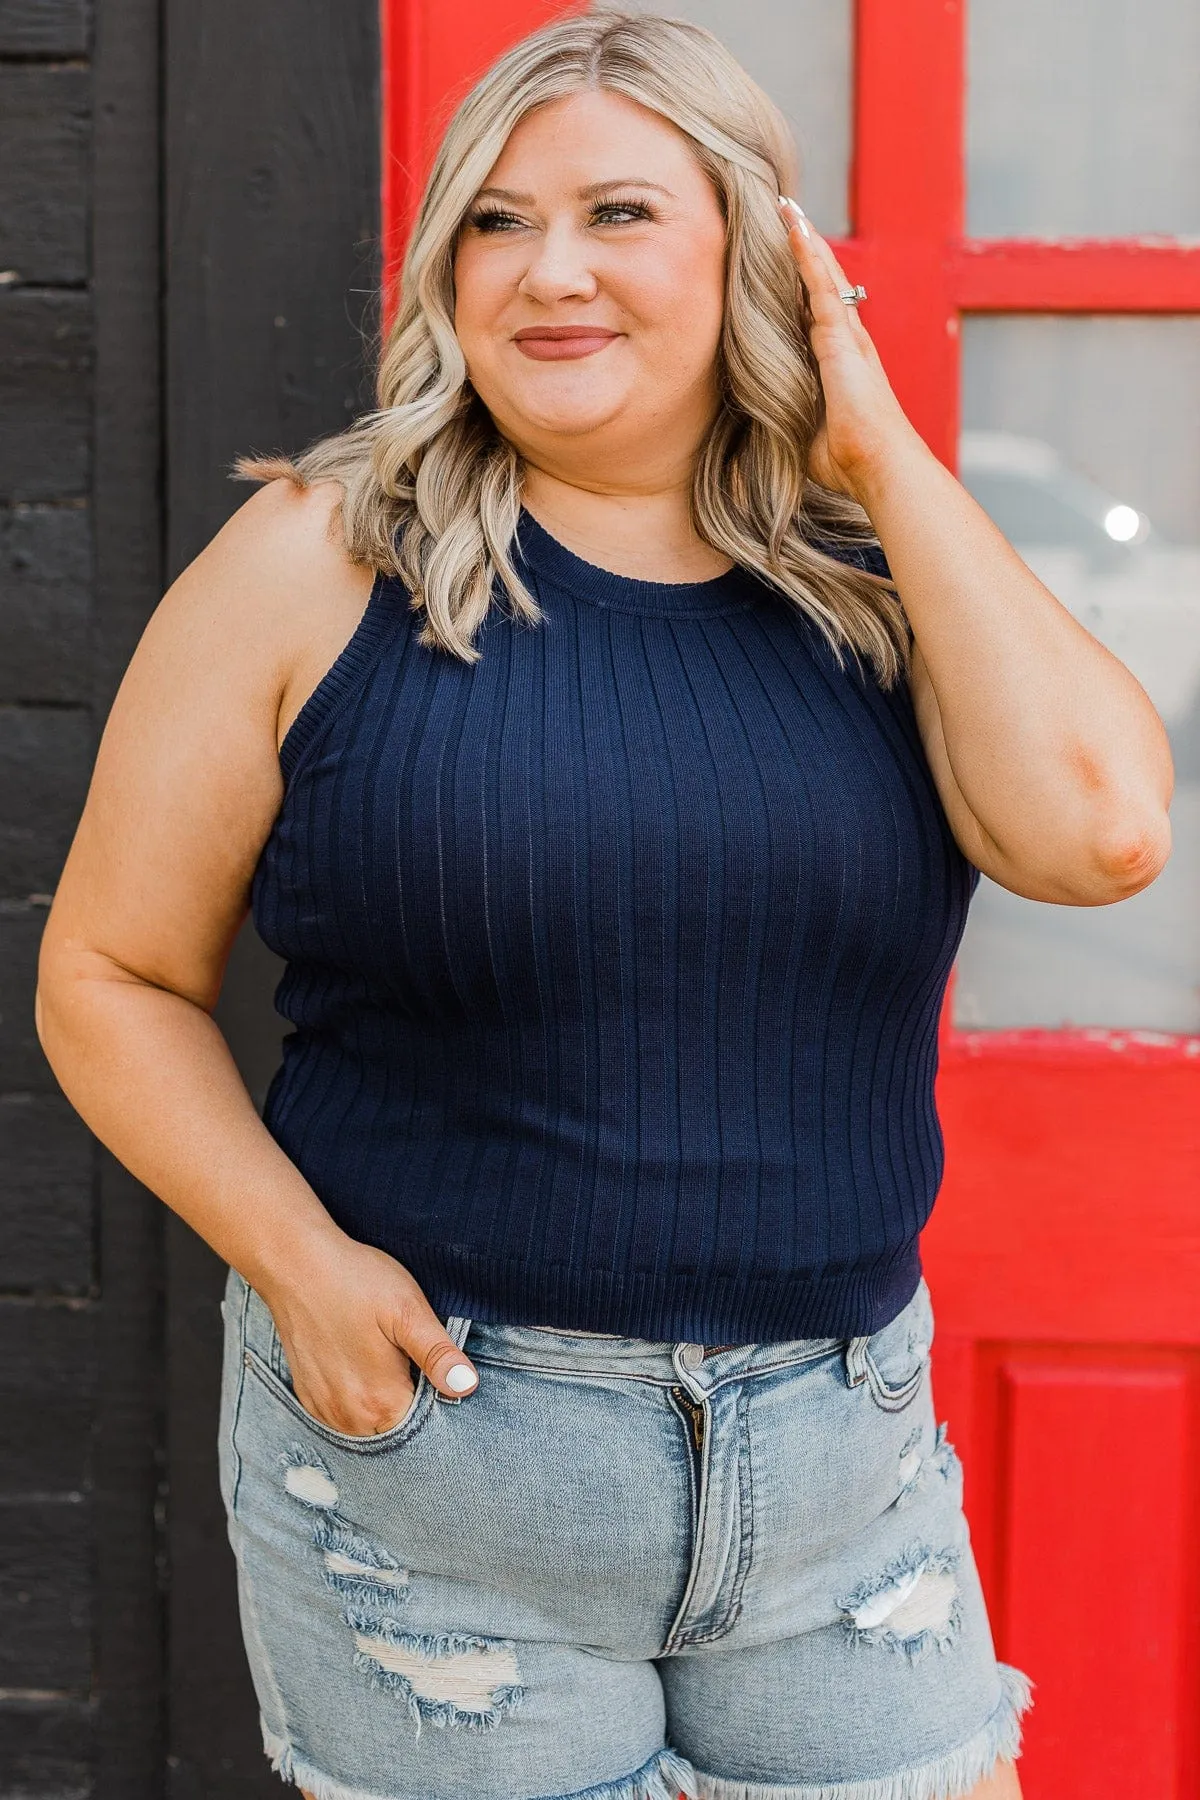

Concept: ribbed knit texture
[[250, 510, 978, 1343]]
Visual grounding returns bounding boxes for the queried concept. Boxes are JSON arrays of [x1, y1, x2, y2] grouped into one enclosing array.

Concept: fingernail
[[445, 1362, 478, 1393], [777, 195, 810, 240]]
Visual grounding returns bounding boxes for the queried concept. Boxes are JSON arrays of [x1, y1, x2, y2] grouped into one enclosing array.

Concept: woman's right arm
[[35, 477, 479, 1429]]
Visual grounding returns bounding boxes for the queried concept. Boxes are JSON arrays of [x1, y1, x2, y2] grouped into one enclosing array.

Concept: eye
[[586, 199, 651, 224], [467, 198, 658, 234], [467, 207, 521, 234]]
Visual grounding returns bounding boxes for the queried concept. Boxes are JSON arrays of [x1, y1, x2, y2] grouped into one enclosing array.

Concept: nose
[[516, 222, 599, 306]]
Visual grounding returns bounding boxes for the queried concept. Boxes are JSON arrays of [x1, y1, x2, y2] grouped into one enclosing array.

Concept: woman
[[36, 12, 1172, 1800]]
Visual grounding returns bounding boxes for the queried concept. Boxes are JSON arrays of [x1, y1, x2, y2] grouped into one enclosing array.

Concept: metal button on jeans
[[677, 1343, 705, 1371]]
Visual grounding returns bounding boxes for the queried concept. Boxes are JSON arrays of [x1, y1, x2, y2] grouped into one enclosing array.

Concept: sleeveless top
[[250, 510, 979, 1344]]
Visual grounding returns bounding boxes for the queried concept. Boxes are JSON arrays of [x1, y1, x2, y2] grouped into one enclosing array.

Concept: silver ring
[[839, 285, 868, 305]]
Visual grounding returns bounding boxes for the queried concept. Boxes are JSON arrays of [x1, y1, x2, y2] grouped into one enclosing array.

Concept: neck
[[519, 465, 734, 585]]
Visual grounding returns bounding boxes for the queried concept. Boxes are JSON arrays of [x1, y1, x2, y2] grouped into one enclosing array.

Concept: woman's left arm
[[779, 197, 1174, 905]]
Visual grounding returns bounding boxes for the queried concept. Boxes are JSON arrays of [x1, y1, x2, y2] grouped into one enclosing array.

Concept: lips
[[512, 326, 620, 362], [512, 325, 619, 341]]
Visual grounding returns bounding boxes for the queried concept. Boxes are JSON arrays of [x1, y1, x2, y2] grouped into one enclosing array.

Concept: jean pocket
[[846, 1279, 933, 1413], [241, 1334, 437, 1453], [237, 1277, 454, 1454]]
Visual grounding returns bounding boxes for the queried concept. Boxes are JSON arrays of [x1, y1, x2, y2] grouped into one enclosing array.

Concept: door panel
[[926, 1039, 1200, 1794], [938, 1346, 1200, 1799], [1002, 1361, 1191, 1793]]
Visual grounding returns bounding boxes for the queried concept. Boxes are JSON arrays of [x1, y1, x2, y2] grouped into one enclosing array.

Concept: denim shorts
[[218, 1266, 1031, 1800]]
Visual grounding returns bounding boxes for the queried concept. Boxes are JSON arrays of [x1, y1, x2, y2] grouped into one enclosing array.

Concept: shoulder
[[159, 476, 376, 703], [197, 476, 371, 613], [94, 477, 381, 815]]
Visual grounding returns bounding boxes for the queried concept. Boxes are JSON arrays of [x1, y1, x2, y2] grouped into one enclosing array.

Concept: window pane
[[955, 316, 1200, 1033], [618, 0, 852, 235], [967, 0, 1200, 239]]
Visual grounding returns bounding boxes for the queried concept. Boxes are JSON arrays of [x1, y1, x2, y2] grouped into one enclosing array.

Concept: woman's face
[[453, 88, 728, 481]]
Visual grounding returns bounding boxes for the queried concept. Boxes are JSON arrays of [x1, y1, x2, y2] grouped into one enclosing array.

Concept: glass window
[[955, 315, 1200, 1033], [619, 0, 853, 236], [967, 0, 1200, 240]]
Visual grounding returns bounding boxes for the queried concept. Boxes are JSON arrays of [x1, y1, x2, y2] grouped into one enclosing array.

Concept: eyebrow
[[472, 179, 676, 205]]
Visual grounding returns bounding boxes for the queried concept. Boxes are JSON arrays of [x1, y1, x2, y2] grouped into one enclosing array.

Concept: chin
[[495, 385, 631, 441]]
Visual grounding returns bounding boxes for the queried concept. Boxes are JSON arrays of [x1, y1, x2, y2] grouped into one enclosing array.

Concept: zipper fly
[[672, 1383, 707, 1452]]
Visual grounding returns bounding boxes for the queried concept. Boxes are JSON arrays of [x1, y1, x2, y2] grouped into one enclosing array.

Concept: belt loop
[[845, 1336, 871, 1387]]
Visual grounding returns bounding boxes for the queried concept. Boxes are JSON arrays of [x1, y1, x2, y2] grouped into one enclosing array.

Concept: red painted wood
[[926, 1036, 1200, 1792], [844, 0, 964, 465], [948, 1027, 1200, 1067], [949, 1346, 1200, 1800], [380, 0, 422, 294], [925, 1053, 1200, 1345], [1000, 1361, 1192, 1797], [952, 239, 1200, 312]]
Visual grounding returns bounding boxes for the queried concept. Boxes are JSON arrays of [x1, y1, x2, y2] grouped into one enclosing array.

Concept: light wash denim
[[218, 1266, 1031, 1800]]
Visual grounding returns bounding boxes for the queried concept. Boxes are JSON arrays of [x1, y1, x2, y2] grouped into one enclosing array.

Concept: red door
[[382, 4, 1200, 1793], [848, 6, 1200, 1795]]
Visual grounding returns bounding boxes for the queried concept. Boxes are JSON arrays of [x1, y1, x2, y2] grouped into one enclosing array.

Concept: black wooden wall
[[0, 0, 379, 1791]]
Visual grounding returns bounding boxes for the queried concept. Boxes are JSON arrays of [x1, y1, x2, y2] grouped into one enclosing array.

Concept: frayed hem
[[261, 1718, 699, 1800], [547, 1744, 700, 1800], [693, 1662, 1034, 1800], [261, 1717, 398, 1800]]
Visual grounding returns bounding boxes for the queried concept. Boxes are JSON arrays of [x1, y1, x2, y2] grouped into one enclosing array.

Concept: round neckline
[[513, 507, 760, 618]]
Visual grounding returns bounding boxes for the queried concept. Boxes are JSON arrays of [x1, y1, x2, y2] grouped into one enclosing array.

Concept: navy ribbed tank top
[[250, 509, 979, 1344]]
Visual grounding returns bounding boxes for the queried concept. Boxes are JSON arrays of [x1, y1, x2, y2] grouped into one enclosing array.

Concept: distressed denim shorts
[[218, 1266, 1032, 1800]]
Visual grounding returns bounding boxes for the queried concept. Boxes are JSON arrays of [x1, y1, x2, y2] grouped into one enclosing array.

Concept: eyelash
[[467, 199, 655, 234]]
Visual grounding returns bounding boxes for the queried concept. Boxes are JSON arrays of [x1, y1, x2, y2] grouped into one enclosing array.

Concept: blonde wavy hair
[[237, 9, 910, 685]]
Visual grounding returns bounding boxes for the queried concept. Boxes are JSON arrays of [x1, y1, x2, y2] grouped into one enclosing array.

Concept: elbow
[[34, 945, 82, 1063], [33, 976, 65, 1066], [33, 978, 65, 1088], [1086, 810, 1172, 901]]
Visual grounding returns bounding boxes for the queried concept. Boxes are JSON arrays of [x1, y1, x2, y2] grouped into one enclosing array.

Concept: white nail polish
[[446, 1362, 478, 1393], [779, 195, 811, 240]]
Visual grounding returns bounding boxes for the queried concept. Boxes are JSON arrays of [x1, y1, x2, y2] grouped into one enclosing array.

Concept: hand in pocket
[[254, 1235, 478, 1436]]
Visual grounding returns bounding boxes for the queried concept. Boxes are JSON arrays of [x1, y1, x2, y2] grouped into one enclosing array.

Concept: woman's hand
[[777, 196, 919, 502], [256, 1234, 479, 1436]]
